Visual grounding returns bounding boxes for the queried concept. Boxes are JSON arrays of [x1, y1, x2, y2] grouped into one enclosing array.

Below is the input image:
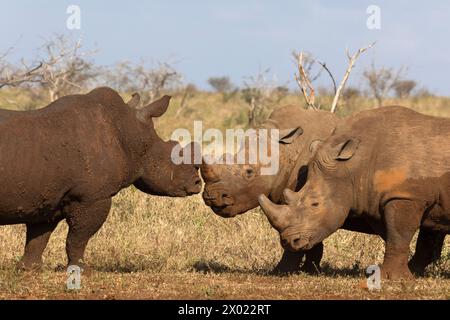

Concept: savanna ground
[[0, 91, 449, 299]]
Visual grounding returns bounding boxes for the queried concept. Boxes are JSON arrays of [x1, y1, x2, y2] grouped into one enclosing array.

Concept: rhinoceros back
[[0, 92, 129, 224]]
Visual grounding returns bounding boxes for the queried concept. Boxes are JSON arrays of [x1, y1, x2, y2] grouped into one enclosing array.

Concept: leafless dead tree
[[37, 35, 98, 101], [0, 62, 44, 89], [0, 47, 44, 89], [293, 42, 375, 113], [292, 51, 325, 109], [330, 43, 375, 112], [106, 60, 182, 105], [0, 35, 98, 102], [363, 61, 404, 107], [242, 68, 288, 127], [294, 52, 317, 109]]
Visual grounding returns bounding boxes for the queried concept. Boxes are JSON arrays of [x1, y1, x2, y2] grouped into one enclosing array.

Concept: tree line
[[0, 34, 432, 125]]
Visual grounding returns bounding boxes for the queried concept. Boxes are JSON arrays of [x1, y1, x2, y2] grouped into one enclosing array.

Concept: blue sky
[[1, 0, 450, 94]]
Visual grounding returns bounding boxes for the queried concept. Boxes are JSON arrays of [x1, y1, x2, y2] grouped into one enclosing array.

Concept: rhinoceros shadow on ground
[[191, 260, 450, 278], [319, 262, 450, 279], [190, 261, 364, 277], [191, 260, 365, 277], [192, 261, 257, 275], [53, 263, 146, 273]]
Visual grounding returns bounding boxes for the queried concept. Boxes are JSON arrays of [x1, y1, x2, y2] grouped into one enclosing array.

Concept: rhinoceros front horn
[[200, 159, 221, 182], [258, 194, 290, 231]]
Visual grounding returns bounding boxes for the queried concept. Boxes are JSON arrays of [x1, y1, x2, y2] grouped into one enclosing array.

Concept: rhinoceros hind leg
[[65, 199, 111, 272], [270, 249, 304, 275], [17, 219, 61, 271], [408, 229, 445, 276], [301, 242, 323, 275]]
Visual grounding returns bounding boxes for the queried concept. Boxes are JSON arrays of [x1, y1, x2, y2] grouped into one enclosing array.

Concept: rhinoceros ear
[[127, 93, 141, 108], [138, 95, 171, 120], [279, 127, 303, 144], [334, 138, 360, 160]]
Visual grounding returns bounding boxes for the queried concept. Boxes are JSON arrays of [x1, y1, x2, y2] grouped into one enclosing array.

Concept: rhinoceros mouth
[[185, 184, 202, 195], [281, 231, 321, 252], [210, 205, 237, 218]]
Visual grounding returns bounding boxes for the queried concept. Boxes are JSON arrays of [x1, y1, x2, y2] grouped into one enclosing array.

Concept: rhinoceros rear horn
[[258, 194, 290, 231], [184, 141, 202, 167], [127, 93, 141, 108], [139, 95, 171, 120], [283, 188, 298, 205], [309, 139, 323, 154], [200, 160, 221, 182]]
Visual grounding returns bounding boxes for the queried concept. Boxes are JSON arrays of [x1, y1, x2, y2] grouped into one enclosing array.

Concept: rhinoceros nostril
[[291, 237, 305, 251]]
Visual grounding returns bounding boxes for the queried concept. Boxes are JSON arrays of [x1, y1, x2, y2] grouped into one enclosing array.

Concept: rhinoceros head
[[200, 127, 303, 217], [258, 136, 359, 252], [131, 94, 202, 197]]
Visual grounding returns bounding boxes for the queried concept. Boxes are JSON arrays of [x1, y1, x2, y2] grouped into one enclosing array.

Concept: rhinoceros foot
[[300, 262, 321, 275], [16, 259, 43, 272], [381, 264, 415, 281], [270, 250, 304, 276]]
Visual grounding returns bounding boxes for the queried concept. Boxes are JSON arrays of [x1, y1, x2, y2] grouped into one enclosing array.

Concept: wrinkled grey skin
[[259, 106, 448, 279]]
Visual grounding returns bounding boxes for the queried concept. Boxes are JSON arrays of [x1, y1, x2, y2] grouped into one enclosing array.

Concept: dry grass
[[2, 89, 450, 136], [0, 191, 449, 299], [1, 270, 449, 300], [0, 90, 449, 299], [154, 93, 450, 138]]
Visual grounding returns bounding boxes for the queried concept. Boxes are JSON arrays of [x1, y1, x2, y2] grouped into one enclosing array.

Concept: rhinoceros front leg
[[17, 219, 61, 271], [301, 242, 323, 274], [408, 229, 445, 276], [271, 249, 304, 275], [65, 198, 111, 271], [382, 200, 422, 280]]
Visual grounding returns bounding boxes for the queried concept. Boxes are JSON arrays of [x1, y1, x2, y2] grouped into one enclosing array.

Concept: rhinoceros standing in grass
[[201, 105, 377, 274], [0, 87, 202, 271], [259, 106, 449, 279]]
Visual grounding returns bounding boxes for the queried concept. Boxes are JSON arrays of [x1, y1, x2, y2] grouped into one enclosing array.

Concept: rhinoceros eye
[[311, 202, 319, 207], [243, 167, 255, 180]]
